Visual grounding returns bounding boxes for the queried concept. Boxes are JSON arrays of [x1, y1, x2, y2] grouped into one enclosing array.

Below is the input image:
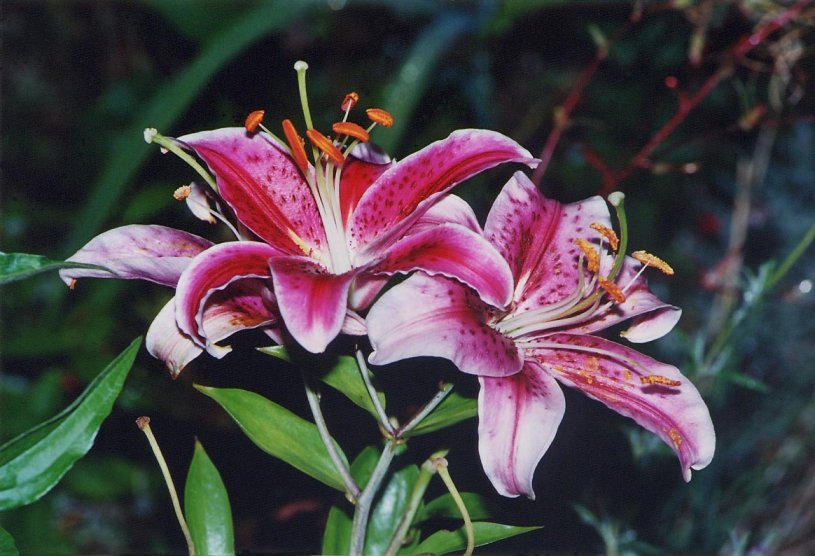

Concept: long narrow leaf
[[411, 522, 541, 555], [0, 526, 18, 556], [0, 338, 141, 510], [184, 440, 235, 556], [0, 252, 108, 285], [194, 385, 347, 492]]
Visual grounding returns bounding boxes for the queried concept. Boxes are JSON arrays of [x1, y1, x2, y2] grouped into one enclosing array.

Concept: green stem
[[350, 439, 399, 556], [396, 383, 453, 437], [435, 457, 474, 556], [356, 349, 396, 437], [303, 378, 360, 500], [767, 221, 815, 291], [383, 450, 448, 556], [147, 131, 218, 193]]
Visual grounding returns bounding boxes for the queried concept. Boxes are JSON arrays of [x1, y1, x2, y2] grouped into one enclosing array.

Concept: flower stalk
[[350, 439, 399, 556]]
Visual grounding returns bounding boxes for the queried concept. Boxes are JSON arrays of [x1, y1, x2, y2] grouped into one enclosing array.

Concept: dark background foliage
[[2, 0, 814, 553]]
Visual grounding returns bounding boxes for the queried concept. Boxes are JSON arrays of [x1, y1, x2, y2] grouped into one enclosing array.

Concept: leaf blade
[[412, 522, 541, 555], [0, 252, 109, 285], [185, 440, 235, 556]]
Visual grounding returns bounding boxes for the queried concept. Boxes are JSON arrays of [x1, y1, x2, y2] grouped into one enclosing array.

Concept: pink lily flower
[[367, 172, 715, 498], [61, 62, 536, 371]]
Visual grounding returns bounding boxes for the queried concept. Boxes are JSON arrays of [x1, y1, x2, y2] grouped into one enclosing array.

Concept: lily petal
[[350, 129, 537, 255], [185, 181, 218, 224], [339, 155, 393, 226], [200, 278, 280, 344], [367, 223, 514, 308], [268, 255, 359, 354], [60, 225, 212, 287], [478, 362, 566, 499], [484, 172, 610, 311], [527, 333, 716, 481], [175, 241, 280, 347], [408, 194, 482, 235], [146, 297, 210, 378], [178, 128, 326, 255], [367, 274, 522, 377]]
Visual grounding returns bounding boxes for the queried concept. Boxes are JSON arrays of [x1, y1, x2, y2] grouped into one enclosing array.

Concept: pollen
[[244, 110, 265, 133], [590, 223, 619, 251], [306, 129, 345, 166], [598, 277, 626, 303], [281, 119, 309, 173], [332, 121, 370, 142], [366, 108, 394, 128], [640, 375, 682, 387], [668, 428, 683, 449], [631, 250, 674, 275], [575, 238, 600, 273], [341, 92, 359, 112], [173, 185, 192, 201]]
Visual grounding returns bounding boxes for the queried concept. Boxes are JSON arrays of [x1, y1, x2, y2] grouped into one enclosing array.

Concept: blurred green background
[[2, 0, 814, 553]]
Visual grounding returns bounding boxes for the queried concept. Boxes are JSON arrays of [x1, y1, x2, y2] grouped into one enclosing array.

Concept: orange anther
[[598, 277, 626, 303], [332, 121, 370, 142], [173, 185, 192, 201], [281, 119, 309, 172], [590, 223, 619, 251], [575, 238, 600, 273], [366, 108, 394, 128], [341, 92, 359, 112], [245, 110, 265, 133], [631, 250, 674, 275], [306, 129, 344, 166], [640, 375, 681, 387]]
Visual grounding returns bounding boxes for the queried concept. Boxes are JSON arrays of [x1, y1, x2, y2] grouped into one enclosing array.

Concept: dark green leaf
[[0, 252, 109, 285], [256, 345, 292, 362], [322, 446, 380, 555], [365, 463, 420, 555], [0, 526, 18, 556], [404, 392, 477, 437], [0, 338, 141, 510], [412, 522, 541, 554], [185, 440, 235, 556], [416, 492, 496, 524], [194, 385, 347, 491]]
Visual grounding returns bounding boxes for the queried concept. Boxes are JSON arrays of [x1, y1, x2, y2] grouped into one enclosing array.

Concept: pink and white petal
[[484, 172, 610, 312], [175, 241, 279, 346], [572, 258, 681, 342], [527, 333, 715, 481], [366, 223, 514, 308], [367, 274, 522, 377], [349, 129, 537, 255], [269, 256, 358, 354], [339, 155, 394, 226], [348, 274, 389, 311], [407, 194, 482, 235], [478, 362, 566, 499], [341, 310, 367, 336], [146, 298, 209, 378], [60, 225, 212, 287], [178, 128, 326, 254], [201, 278, 280, 344]]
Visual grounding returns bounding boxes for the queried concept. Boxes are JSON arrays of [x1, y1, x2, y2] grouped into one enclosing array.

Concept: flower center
[[244, 61, 394, 274]]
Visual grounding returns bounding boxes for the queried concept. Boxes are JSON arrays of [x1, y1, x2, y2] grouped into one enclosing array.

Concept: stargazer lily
[[61, 61, 536, 371], [367, 172, 715, 498]]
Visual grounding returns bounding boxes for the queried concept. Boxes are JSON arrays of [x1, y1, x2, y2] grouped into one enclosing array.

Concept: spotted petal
[[349, 129, 537, 256], [339, 155, 393, 226], [478, 362, 565, 499], [367, 274, 522, 377], [268, 255, 359, 354], [485, 172, 610, 312], [527, 333, 715, 481], [178, 128, 326, 255], [60, 225, 212, 287], [175, 241, 280, 347]]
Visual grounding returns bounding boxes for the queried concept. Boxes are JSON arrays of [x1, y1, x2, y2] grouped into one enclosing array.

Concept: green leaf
[[256, 345, 292, 362], [185, 440, 235, 556], [0, 526, 18, 556], [365, 463, 420, 555], [0, 338, 141, 510], [0, 252, 109, 285], [404, 392, 477, 437], [412, 522, 541, 555], [416, 492, 496, 523], [67, 1, 319, 253], [194, 385, 348, 492]]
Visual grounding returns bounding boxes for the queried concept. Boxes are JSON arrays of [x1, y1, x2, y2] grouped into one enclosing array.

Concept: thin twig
[[395, 382, 454, 437], [356, 348, 396, 437]]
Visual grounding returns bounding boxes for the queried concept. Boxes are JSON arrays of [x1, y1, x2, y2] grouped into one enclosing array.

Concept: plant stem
[[435, 457, 474, 556], [396, 382, 453, 437], [303, 377, 361, 501], [767, 221, 815, 291], [356, 349, 396, 437], [350, 439, 399, 556], [136, 417, 195, 556]]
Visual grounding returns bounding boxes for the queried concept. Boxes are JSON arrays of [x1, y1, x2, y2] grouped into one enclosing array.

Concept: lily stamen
[[631, 250, 674, 275], [281, 119, 310, 174], [244, 110, 265, 133], [590, 222, 619, 251], [307, 128, 345, 166], [366, 107, 394, 128]]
